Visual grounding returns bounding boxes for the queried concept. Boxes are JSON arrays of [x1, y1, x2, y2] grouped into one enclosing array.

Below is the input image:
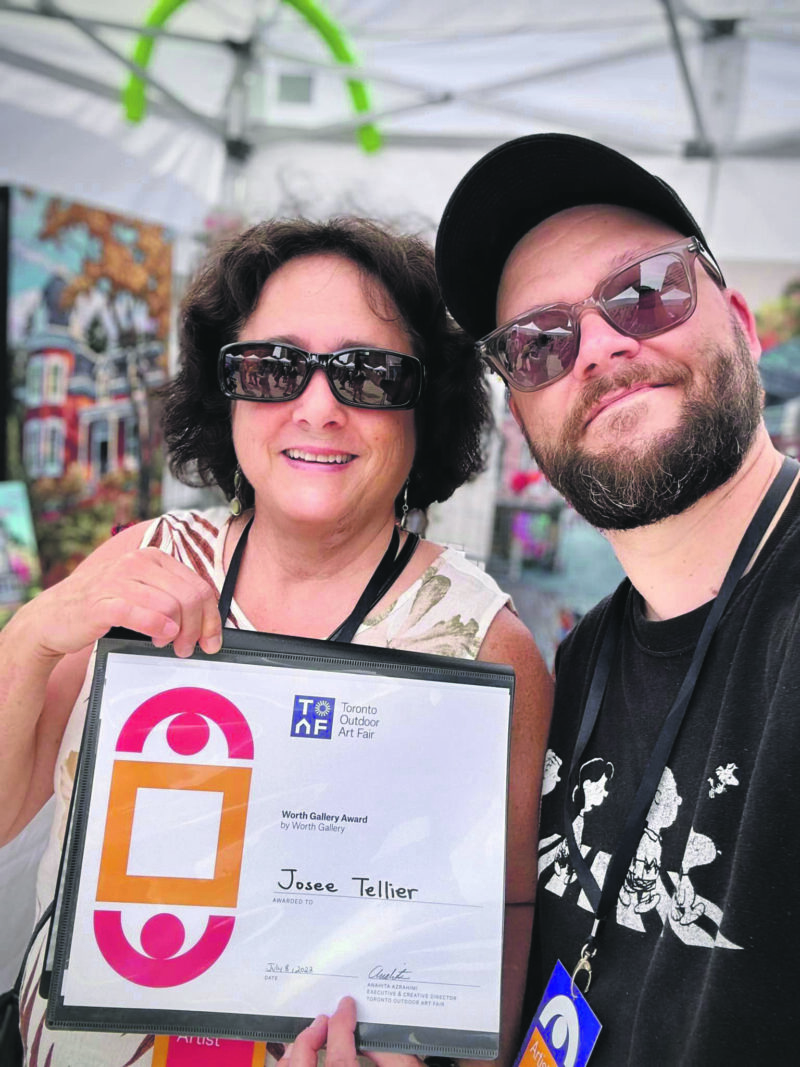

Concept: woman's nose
[[290, 368, 347, 427]]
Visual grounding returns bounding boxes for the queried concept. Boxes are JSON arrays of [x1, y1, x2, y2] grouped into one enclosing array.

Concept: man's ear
[[727, 288, 761, 360]]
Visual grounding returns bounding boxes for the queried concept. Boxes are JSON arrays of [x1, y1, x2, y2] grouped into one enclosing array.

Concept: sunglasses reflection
[[484, 239, 716, 392], [238, 355, 302, 398], [224, 347, 419, 409]]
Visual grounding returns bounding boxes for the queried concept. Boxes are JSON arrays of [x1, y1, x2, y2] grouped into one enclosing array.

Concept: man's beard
[[522, 325, 763, 531]]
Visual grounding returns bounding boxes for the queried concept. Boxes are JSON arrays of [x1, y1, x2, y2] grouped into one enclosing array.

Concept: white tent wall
[[223, 136, 800, 264], [0, 67, 226, 236], [4, 106, 800, 263]]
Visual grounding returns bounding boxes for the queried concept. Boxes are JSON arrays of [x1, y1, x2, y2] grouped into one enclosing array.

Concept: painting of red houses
[[2, 187, 172, 587]]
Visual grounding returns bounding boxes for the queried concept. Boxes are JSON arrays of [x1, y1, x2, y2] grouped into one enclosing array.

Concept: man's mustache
[[564, 360, 694, 436]]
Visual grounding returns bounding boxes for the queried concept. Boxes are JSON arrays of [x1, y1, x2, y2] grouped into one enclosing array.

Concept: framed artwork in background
[[0, 479, 40, 626], [0, 186, 172, 590]]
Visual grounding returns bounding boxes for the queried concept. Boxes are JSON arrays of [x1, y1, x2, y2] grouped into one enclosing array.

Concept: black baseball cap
[[435, 132, 719, 341]]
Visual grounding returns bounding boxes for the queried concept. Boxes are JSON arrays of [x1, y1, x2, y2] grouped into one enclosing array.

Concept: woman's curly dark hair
[[162, 216, 492, 516]]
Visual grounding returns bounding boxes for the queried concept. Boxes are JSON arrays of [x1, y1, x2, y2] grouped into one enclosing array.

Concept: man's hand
[[281, 996, 425, 1067]]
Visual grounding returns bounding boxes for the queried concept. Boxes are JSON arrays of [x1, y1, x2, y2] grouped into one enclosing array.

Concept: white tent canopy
[[1, 0, 800, 265]]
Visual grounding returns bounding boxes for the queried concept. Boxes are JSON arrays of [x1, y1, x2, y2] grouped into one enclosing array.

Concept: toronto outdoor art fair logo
[[290, 695, 335, 739]]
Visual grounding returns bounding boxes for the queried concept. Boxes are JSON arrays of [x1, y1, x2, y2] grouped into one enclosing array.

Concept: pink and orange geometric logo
[[93, 687, 254, 988]]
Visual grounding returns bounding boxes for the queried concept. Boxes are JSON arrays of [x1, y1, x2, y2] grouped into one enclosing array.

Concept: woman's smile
[[282, 447, 357, 466]]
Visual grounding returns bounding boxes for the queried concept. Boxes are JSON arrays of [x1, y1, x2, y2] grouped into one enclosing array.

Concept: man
[[435, 133, 800, 1064]]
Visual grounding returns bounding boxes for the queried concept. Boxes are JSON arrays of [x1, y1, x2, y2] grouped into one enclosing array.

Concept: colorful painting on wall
[[756, 277, 800, 458], [1, 187, 172, 588], [0, 480, 41, 626]]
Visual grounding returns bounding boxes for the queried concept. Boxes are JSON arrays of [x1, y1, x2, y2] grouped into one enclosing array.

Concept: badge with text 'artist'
[[152, 1034, 265, 1066], [515, 961, 601, 1067]]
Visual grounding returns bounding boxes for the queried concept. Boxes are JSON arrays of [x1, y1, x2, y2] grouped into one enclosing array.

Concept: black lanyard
[[564, 456, 799, 987], [217, 515, 419, 642]]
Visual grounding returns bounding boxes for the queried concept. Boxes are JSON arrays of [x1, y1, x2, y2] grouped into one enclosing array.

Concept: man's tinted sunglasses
[[218, 342, 425, 410], [477, 237, 726, 392]]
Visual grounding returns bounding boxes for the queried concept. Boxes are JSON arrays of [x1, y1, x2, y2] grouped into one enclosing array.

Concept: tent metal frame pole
[[0, 0, 221, 46], [461, 38, 668, 96], [35, 0, 222, 139], [0, 42, 224, 134], [660, 0, 713, 156]]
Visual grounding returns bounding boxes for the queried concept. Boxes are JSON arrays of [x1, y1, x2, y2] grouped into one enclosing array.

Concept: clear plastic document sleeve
[[45, 628, 515, 1058]]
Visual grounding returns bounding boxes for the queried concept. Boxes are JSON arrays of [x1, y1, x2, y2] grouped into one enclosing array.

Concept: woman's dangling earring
[[230, 465, 244, 517], [400, 480, 410, 531]]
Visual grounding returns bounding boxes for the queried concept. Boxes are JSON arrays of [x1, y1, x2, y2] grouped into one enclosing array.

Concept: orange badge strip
[[152, 1034, 266, 1066]]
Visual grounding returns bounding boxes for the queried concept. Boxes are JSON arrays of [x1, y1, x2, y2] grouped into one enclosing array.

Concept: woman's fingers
[[117, 549, 222, 656], [33, 547, 222, 659]]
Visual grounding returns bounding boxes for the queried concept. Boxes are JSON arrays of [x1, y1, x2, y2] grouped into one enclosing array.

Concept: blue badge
[[514, 960, 602, 1067], [290, 695, 335, 739]]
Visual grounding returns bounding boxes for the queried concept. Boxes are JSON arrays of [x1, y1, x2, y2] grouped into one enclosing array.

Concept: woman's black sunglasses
[[477, 237, 726, 392], [218, 342, 425, 410]]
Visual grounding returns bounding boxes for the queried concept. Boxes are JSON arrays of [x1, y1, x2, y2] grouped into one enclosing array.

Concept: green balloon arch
[[122, 0, 381, 153]]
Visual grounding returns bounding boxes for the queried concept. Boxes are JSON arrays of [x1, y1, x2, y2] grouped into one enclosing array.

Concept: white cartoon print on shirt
[[617, 766, 681, 930], [540, 755, 742, 950], [542, 748, 563, 796], [538, 757, 615, 898], [537, 749, 567, 858], [708, 762, 739, 798], [667, 829, 741, 948]]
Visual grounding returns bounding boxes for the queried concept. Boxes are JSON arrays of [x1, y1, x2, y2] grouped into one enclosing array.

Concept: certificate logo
[[94, 687, 254, 988], [291, 695, 335, 739]]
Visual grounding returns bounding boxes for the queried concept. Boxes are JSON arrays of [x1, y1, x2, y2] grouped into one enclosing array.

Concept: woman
[[0, 217, 552, 1066]]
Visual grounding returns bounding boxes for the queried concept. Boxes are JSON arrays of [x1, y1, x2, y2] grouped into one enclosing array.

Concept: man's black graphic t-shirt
[[524, 487, 800, 1064]]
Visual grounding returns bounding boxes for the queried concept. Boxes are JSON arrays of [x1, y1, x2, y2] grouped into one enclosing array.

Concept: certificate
[[45, 628, 514, 1058]]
